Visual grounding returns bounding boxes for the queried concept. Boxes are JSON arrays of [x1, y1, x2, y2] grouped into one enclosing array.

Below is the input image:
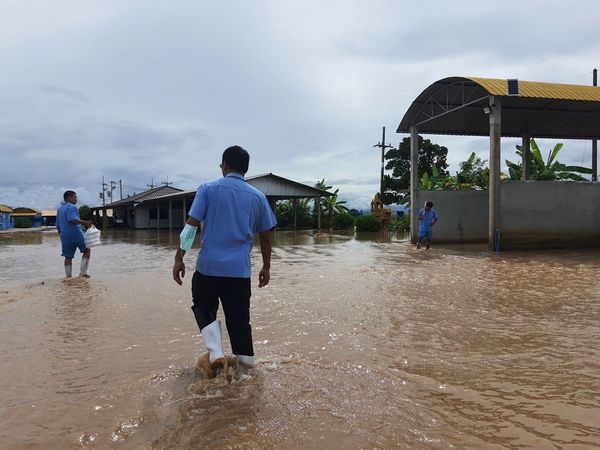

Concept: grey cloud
[[1, 0, 597, 211], [36, 85, 89, 103], [327, 178, 380, 186]]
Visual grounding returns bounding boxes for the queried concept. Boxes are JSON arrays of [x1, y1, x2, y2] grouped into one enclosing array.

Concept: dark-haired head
[[425, 201, 433, 208], [221, 145, 250, 174], [64, 190, 77, 202]]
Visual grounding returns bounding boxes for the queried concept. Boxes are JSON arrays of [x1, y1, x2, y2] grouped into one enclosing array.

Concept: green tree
[[355, 214, 381, 232], [313, 178, 332, 222], [321, 189, 348, 227], [506, 138, 592, 181], [78, 204, 92, 220], [382, 136, 449, 204], [275, 199, 312, 229], [456, 152, 489, 189], [331, 212, 355, 230], [312, 179, 349, 227]]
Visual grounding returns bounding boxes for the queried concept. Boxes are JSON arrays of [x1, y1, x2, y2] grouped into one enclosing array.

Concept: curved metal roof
[[397, 77, 600, 139]]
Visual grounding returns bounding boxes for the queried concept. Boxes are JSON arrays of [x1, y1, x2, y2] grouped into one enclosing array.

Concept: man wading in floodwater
[[416, 200, 439, 250], [56, 190, 92, 278], [172, 146, 277, 370]]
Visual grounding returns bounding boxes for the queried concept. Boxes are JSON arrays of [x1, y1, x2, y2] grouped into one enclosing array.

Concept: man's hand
[[173, 259, 186, 285], [84, 220, 93, 228], [258, 267, 270, 288]]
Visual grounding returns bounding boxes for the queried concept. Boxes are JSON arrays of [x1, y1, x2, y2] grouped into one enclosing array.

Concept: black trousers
[[191, 271, 253, 356]]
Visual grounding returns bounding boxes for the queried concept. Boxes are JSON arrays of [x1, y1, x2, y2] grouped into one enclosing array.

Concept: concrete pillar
[[409, 126, 419, 244], [316, 197, 321, 230], [488, 96, 502, 250], [169, 200, 172, 230], [522, 134, 530, 180], [293, 199, 297, 230], [157, 202, 160, 230], [593, 139, 598, 182]]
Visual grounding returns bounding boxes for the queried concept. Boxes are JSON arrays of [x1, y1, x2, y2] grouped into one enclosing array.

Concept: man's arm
[[173, 216, 201, 285], [69, 219, 92, 227], [258, 229, 273, 288]]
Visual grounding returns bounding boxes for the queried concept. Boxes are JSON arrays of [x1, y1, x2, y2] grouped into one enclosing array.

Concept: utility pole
[[109, 181, 116, 201], [101, 176, 108, 206], [119, 179, 123, 200], [373, 126, 395, 200], [593, 68, 598, 182]]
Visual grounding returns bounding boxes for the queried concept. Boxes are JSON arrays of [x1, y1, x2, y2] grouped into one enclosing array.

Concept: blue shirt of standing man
[[56, 190, 92, 278], [417, 200, 438, 249], [172, 145, 277, 370]]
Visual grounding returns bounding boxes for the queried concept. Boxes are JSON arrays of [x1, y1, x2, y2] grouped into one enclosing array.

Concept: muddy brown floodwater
[[1, 229, 600, 449]]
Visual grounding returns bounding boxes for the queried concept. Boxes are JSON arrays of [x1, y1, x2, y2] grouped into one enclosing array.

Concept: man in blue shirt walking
[[417, 200, 439, 250], [56, 190, 92, 278], [172, 146, 277, 370]]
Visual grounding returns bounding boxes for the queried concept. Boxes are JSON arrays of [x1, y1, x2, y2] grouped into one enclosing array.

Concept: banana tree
[[321, 188, 348, 227], [508, 138, 592, 181]]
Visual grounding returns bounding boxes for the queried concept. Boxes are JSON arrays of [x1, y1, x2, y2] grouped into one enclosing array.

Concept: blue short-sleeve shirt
[[188, 173, 277, 278], [417, 208, 438, 234], [56, 202, 84, 243]]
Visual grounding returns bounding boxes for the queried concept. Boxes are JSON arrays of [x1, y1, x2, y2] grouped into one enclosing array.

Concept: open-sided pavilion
[[397, 77, 600, 249]]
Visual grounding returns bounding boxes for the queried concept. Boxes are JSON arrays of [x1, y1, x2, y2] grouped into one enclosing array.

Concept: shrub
[[355, 214, 381, 232], [78, 205, 92, 220], [331, 213, 355, 230], [15, 218, 32, 228], [389, 215, 410, 232]]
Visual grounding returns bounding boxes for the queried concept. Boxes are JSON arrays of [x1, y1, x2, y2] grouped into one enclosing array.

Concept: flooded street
[[1, 230, 600, 449]]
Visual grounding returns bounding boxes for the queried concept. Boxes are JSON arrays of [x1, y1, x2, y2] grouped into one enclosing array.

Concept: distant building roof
[[41, 210, 57, 217], [92, 175, 334, 211], [0, 204, 12, 213], [99, 186, 183, 208], [245, 173, 334, 199], [12, 207, 41, 217]]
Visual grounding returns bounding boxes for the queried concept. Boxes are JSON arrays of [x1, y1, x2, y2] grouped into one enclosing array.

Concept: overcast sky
[[1, 0, 598, 210]]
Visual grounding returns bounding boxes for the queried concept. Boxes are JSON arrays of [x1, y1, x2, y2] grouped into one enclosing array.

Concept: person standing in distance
[[417, 200, 439, 250], [172, 146, 277, 369], [56, 190, 93, 278]]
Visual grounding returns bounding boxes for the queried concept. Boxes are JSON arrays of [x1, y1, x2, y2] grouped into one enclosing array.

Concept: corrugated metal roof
[[0, 204, 12, 213], [101, 186, 183, 207], [398, 76, 600, 139], [468, 77, 600, 101], [246, 173, 334, 198], [113, 174, 335, 206]]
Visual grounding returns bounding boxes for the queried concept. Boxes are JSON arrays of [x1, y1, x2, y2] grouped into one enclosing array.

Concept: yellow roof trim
[[0, 204, 12, 213], [467, 77, 600, 101], [12, 212, 41, 217]]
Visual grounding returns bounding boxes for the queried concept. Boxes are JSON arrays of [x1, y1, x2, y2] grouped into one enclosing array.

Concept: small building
[[12, 207, 43, 227], [41, 210, 57, 227], [91, 174, 334, 230], [0, 204, 14, 230], [91, 186, 183, 229]]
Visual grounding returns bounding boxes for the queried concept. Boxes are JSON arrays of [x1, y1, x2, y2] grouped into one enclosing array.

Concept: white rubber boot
[[201, 320, 225, 367], [237, 355, 256, 368]]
